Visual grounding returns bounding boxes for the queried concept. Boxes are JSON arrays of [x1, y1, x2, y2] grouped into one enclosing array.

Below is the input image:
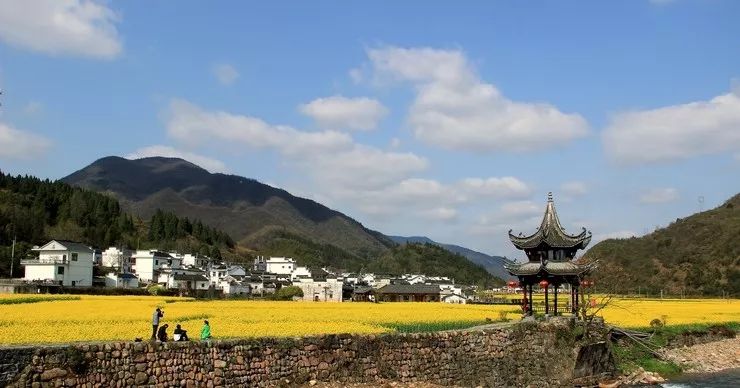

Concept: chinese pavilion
[[505, 192, 596, 315]]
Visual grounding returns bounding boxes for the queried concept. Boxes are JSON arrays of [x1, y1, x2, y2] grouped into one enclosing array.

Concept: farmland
[[0, 295, 737, 345]]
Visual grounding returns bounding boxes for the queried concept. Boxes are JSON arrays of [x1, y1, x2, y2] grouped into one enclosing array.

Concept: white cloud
[[459, 177, 531, 199], [560, 181, 588, 197], [389, 138, 401, 149], [164, 99, 427, 191], [0, 0, 122, 59], [165, 99, 353, 154], [421, 207, 458, 222], [0, 122, 52, 159], [212, 63, 239, 86], [300, 96, 388, 131], [124, 145, 228, 173], [363, 46, 589, 152], [639, 188, 679, 204], [603, 88, 740, 164], [500, 200, 541, 218]]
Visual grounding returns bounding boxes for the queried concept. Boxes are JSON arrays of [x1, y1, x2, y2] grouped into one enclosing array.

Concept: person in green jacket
[[200, 320, 211, 340]]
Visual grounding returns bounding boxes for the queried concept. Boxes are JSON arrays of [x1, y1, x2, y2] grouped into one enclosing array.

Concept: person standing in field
[[151, 308, 163, 340], [200, 320, 211, 340]]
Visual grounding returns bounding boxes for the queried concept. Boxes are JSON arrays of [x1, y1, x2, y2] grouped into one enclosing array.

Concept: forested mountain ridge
[[389, 235, 512, 281], [0, 171, 234, 277], [1, 167, 500, 285], [62, 156, 395, 259], [584, 193, 740, 296]]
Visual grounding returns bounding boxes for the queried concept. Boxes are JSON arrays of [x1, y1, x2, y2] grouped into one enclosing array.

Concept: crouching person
[[173, 324, 189, 341]]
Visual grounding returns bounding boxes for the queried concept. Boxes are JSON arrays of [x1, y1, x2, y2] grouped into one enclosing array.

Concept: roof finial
[[547, 192, 553, 202]]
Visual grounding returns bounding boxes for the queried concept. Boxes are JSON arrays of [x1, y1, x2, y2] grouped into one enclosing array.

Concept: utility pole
[[10, 235, 16, 279]]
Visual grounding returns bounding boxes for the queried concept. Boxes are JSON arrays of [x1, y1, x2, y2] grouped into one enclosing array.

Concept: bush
[[271, 286, 304, 301]]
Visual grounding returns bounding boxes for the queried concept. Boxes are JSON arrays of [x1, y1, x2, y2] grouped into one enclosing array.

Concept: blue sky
[[0, 0, 738, 259]]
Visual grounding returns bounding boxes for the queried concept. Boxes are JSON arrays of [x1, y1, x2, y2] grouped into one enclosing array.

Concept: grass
[[611, 321, 738, 377], [0, 295, 81, 305], [383, 320, 489, 333]]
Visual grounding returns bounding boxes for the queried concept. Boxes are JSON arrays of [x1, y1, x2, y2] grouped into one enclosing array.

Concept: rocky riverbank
[[662, 337, 740, 373]]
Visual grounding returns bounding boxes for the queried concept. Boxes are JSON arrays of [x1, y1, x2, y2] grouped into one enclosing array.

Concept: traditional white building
[[22, 240, 94, 286], [171, 253, 209, 268], [291, 266, 312, 280], [292, 277, 343, 302], [220, 275, 251, 296], [104, 272, 139, 288], [441, 294, 467, 304], [131, 250, 180, 282], [254, 256, 295, 275], [169, 274, 210, 290], [101, 247, 133, 272]]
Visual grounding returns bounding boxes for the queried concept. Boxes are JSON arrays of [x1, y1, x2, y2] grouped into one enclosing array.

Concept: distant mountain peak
[[62, 156, 395, 256]]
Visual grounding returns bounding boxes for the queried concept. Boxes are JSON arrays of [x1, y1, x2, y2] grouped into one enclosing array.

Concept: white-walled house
[[220, 275, 251, 296], [105, 272, 139, 288], [171, 253, 209, 268], [441, 294, 467, 304], [169, 274, 210, 291], [22, 240, 94, 286], [208, 264, 229, 287], [254, 256, 295, 275], [291, 266, 312, 280], [101, 247, 133, 272], [131, 250, 180, 282], [293, 277, 343, 302]]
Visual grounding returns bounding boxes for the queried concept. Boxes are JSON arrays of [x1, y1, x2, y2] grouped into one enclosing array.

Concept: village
[[11, 239, 478, 303]]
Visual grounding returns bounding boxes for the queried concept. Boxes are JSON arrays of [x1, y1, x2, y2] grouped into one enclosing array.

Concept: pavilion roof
[[504, 260, 597, 277], [509, 193, 592, 250]]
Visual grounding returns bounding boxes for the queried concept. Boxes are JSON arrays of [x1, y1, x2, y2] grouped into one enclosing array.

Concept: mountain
[[389, 236, 512, 281], [62, 156, 395, 260], [584, 193, 740, 296], [0, 172, 233, 278]]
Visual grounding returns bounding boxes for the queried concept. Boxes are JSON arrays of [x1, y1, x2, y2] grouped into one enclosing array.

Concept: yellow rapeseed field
[[0, 294, 736, 345], [0, 295, 516, 345]]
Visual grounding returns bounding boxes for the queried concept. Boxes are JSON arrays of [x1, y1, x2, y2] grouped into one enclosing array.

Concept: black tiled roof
[[376, 284, 440, 294], [509, 194, 592, 250]]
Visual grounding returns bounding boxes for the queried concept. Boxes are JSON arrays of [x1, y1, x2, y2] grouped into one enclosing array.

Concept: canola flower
[[0, 295, 516, 345], [0, 295, 736, 345]]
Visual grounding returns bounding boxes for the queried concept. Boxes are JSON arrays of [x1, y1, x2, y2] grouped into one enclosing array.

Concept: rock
[[309, 380, 317, 386], [40, 368, 67, 381], [135, 372, 148, 385]]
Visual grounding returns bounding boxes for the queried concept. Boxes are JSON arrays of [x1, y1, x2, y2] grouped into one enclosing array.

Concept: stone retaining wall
[[2, 322, 603, 387]]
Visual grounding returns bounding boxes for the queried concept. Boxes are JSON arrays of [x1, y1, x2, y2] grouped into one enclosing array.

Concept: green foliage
[[147, 284, 167, 296], [384, 320, 488, 333], [613, 322, 738, 377], [585, 193, 740, 296], [369, 243, 502, 287], [0, 171, 235, 277], [270, 285, 304, 301]]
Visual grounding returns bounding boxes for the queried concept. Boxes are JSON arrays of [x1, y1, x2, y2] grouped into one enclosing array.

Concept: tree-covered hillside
[[0, 171, 234, 277], [584, 193, 740, 296], [369, 243, 504, 288]]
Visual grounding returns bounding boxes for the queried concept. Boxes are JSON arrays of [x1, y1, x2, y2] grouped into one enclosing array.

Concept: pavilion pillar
[[574, 286, 579, 315], [544, 284, 549, 315], [553, 285, 558, 315], [528, 284, 533, 315]]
